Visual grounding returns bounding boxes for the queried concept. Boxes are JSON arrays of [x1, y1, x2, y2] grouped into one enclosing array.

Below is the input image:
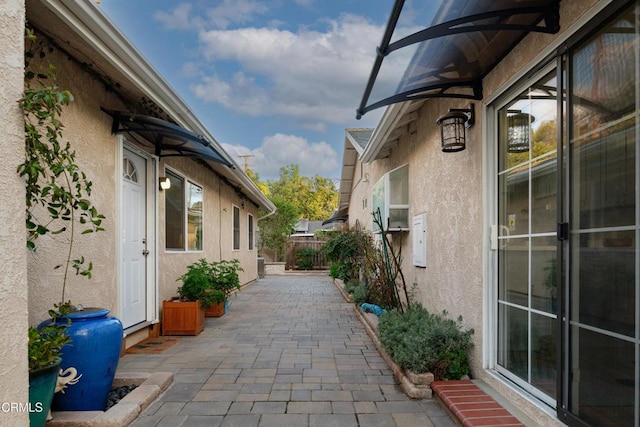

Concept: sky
[[97, 0, 404, 181]]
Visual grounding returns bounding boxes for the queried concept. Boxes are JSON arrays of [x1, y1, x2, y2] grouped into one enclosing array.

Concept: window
[[165, 170, 203, 251], [248, 213, 254, 251], [232, 205, 240, 250], [371, 164, 409, 231], [491, 4, 640, 424]]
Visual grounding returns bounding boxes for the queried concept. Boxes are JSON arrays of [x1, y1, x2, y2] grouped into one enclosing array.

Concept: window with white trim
[[165, 169, 203, 251], [371, 164, 409, 232]]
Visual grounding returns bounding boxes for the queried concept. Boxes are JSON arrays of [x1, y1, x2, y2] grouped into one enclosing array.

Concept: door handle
[[142, 249, 149, 256]]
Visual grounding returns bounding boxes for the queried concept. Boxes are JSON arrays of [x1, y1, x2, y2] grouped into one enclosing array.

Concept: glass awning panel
[[102, 109, 233, 167], [357, 0, 560, 119]]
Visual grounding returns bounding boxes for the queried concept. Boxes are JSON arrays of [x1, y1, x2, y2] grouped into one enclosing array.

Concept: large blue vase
[[40, 308, 123, 411]]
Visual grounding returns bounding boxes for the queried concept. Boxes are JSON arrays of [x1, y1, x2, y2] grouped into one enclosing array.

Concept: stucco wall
[[0, 2, 28, 424], [25, 32, 260, 325], [349, 1, 606, 425], [158, 156, 260, 304], [25, 42, 119, 324]]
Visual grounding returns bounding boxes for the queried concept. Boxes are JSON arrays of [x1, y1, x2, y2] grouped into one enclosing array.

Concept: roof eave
[[37, 0, 275, 212], [361, 102, 412, 163]]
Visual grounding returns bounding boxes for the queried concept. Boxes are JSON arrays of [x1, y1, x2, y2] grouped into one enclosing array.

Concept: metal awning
[[356, 0, 560, 119], [102, 108, 233, 167]]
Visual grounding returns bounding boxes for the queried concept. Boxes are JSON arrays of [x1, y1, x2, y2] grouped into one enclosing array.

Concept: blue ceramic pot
[[40, 308, 123, 411]]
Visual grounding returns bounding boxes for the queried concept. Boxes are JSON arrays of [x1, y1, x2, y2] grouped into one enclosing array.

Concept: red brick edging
[[430, 380, 525, 427]]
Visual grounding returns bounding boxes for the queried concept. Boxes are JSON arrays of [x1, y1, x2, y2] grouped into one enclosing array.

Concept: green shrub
[[378, 304, 474, 379], [296, 247, 317, 270], [322, 228, 368, 281], [344, 279, 368, 305], [329, 261, 349, 280]]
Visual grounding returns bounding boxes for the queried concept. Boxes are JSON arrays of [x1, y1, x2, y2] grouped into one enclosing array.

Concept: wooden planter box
[[162, 300, 205, 336], [205, 300, 226, 318]]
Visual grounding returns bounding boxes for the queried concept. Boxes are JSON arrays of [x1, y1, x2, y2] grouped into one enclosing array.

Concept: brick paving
[[118, 274, 458, 427]]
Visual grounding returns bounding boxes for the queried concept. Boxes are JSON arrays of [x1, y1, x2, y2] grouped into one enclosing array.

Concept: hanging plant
[[18, 27, 105, 309]]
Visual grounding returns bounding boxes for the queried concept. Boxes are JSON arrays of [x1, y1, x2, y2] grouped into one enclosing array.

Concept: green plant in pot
[[21, 28, 121, 412], [210, 259, 244, 297], [28, 315, 70, 427], [177, 258, 221, 310]]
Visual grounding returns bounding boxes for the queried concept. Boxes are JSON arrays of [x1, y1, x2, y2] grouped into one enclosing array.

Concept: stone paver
[[118, 274, 457, 426]]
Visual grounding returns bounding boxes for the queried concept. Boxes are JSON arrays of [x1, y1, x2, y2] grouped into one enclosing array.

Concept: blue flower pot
[[39, 308, 123, 411]]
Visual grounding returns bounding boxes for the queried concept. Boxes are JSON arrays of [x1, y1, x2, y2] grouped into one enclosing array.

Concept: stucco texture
[[0, 1, 29, 424], [347, 1, 604, 426], [25, 35, 260, 328]]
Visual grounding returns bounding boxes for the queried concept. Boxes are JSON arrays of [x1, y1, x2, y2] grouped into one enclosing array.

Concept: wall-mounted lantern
[[436, 103, 475, 152], [507, 112, 535, 152], [159, 176, 171, 191]]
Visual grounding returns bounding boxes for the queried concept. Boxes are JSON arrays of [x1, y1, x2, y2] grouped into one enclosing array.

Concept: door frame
[[118, 139, 159, 331]]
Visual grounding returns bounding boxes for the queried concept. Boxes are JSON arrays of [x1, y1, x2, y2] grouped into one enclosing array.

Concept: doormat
[[126, 337, 180, 354]]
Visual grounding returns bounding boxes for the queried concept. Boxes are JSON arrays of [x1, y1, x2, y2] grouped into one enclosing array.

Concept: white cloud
[[205, 0, 269, 30], [192, 14, 392, 127], [154, 1, 269, 31], [154, 3, 195, 30], [222, 133, 339, 180]]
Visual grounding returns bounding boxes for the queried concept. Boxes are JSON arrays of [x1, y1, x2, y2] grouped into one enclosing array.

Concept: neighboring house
[[21, 0, 275, 340], [291, 219, 326, 237], [0, 2, 276, 414], [346, 1, 638, 426]]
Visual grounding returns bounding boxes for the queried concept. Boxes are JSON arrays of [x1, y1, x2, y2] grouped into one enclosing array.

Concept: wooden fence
[[285, 239, 329, 270]]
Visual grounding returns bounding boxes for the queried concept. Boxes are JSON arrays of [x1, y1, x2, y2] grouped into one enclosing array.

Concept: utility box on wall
[[412, 213, 427, 267]]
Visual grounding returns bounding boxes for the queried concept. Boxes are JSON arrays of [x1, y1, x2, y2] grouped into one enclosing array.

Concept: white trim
[[39, 1, 275, 214], [120, 141, 158, 327], [163, 166, 205, 253], [361, 103, 411, 163]]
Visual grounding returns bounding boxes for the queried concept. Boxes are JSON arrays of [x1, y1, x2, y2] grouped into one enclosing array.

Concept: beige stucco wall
[[26, 43, 119, 324], [157, 156, 260, 304], [26, 33, 261, 326], [349, 1, 605, 425], [0, 1, 28, 424]]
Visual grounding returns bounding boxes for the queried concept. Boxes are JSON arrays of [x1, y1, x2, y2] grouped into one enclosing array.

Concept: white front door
[[121, 148, 148, 328]]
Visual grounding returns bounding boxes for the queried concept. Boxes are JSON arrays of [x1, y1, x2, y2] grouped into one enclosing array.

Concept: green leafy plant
[[345, 279, 368, 305], [329, 261, 350, 280], [177, 259, 218, 309], [28, 316, 70, 371], [19, 27, 105, 305], [378, 304, 474, 380], [208, 289, 226, 305], [210, 259, 244, 296], [177, 258, 243, 309], [296, 247, 317, 270], [322, 227, 369, 281]]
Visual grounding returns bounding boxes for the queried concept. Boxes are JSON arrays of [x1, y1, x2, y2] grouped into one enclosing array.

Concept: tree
[[258, 196, 299, 261], [267, 164, 337, 220]]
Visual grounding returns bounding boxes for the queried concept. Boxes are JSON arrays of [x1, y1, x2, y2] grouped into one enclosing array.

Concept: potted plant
[[28, 317, 70, 427], [21, 28, 122, 412], [162, 259, 216, 335], [205, 289, 227, 318], [209, 259, 243, 314]]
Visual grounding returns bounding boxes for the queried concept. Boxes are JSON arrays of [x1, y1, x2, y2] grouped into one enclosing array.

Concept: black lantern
[[436, 104, 475, 152], [507, 112, 534, 152]]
